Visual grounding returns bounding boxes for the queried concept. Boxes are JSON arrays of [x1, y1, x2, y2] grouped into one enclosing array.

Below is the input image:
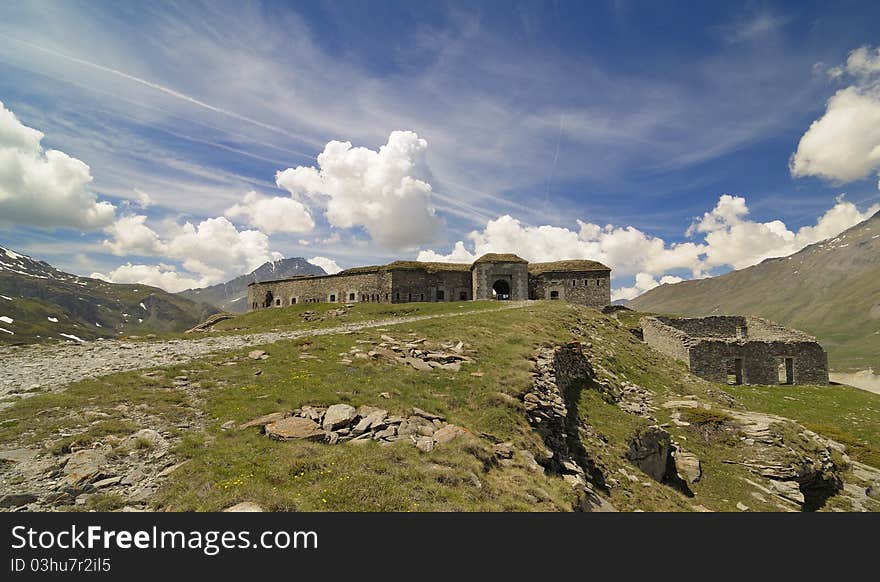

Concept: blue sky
[[1, 0, 879, 298]]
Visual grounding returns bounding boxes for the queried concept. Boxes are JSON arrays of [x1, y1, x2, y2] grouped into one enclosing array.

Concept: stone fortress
[[247, 253, 611, 310], [641, 315, 829, 385]]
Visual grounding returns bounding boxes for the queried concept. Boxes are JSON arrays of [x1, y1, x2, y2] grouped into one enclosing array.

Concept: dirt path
[[0, 303, 529, 404]]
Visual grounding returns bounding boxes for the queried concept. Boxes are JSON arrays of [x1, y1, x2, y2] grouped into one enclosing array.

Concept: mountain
[[630, 211, 880, 372], [178, 257, 326, 312], [0, 245, 218, 344]]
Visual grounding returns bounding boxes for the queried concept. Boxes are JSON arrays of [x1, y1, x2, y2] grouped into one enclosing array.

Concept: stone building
[[247, 254, 611, 310], [640, 315, 828, 385]]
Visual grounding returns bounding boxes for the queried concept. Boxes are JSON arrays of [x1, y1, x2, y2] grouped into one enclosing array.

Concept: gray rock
[[238, 411, 288, 430], [626, 425, 672, 483], [673, 449, 702, 484], [415, 436, 435, 453], [248, 350, 267, 360], [0, 493, 38, 508], [433, 424, 466, 445], [61, 449, 107, 487], [265, 417, 326, 441], [867, 481, 880, 500], [220, 420, 236, 430], [412, 407, 445, 421], [322, 404, 357, 430]]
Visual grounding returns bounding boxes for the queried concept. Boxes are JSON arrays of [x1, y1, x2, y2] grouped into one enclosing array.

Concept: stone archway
[[492, 279, 511, 300]]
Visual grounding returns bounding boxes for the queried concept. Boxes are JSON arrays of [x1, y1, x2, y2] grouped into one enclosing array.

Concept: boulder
[[866, 481, 880, 500], [61, 449, 107, 486], [248, 350, 267, 360], [415, 436, 435, 453], [433, 424, 466, 445], [123, 429, 167, 451], [0, 493, 38, 508], [673, 449, 702, 484], [238, 411, 288, 430], [353, 409, 388, 435], [405, 358, 433, 372], [322, 404, 357, 430], [412, 407, 445, 421], [769, 480, 805, 505], [626, 425, 672, 483], [265, 417, 326, 441]]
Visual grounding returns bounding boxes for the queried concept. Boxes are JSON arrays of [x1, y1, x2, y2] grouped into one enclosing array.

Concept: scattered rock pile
[[0, 429, 188, 512], [343, 334, 474, 372], [237, 404, 469, 452], [523, 345, 616, 511], [301, 306, 351, 322]]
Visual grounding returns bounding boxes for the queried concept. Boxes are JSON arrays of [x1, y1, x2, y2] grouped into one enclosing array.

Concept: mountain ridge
[[178, 257, 326, 312], [0, 245, 218, 344]]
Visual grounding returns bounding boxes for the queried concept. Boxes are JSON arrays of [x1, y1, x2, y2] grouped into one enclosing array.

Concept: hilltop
[[178, 258, 326, 312], [630, 211, 880, 371], [0, 301, 876, 512], [0, 245, 218, 344]]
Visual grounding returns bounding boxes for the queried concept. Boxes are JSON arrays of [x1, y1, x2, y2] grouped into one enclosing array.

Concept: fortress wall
[[247, 271, 392, 308], [472, 262, 530, 301], [390, 269, 473, 302], [655, 315, 748, 338], [640, 317, 692, 363], [529, 271, 610, 308], [689, 340, 829, 385]]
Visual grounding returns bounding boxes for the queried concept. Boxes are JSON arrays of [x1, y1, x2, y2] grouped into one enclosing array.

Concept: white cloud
[[694, 194, 880, 269], [792, 46, 880, 184], [102, 214, 164, 256], [224, 190, 314, 234], [99, 215, 283, 290], [0, 101, 115, 229], [91, 263, 205, 293], [307, 256, 341, 274], [419, 194, 879, 300], [613, 273, 684, 302], [417, 214, 704, 277], [276, 131, 443, 250]]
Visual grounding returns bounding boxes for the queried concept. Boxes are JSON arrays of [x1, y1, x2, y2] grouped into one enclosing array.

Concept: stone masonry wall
[[640, 317, 693, 363], [471, 262, 529, 301], [391, 270, 473, 303], [689, 340, 829, 385], [529, 271, 610, 308], [247, 271, 392, 309], [640, 316, 829, 385]]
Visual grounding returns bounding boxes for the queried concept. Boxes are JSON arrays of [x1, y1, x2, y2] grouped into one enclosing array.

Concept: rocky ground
[[0, 303, 527, 408]]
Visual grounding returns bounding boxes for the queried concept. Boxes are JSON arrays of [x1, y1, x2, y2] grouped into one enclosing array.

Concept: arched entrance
[[492, 279, 511, 300], [263, 290, 274, 308]]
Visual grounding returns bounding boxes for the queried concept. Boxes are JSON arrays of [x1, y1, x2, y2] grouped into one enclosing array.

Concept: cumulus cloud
[[90, 263, 204, 293], [307, 256, 342, 274], [418, 194, 879, 300], [98, 215, 282, 290], [224, 190, 314, 234], [694, 194, 880, 269], [792, 46, 880, 184], [612, 273, 684, 302], [276, 131, 442, 250], [417, 214, 704, 277], [0, 101, 115, 229]]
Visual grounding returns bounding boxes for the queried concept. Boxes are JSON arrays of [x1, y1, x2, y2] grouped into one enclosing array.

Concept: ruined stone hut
[[247, 253, 611, 310], [640, 315, 829, 385]]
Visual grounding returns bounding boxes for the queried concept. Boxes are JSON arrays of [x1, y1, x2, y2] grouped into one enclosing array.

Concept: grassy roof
[[472, 253, 528, 264], [528, 260, 611, 275]]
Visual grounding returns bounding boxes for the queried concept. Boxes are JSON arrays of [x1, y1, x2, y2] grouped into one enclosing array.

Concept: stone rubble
[[351, 333, 475, 373], [239, 404, 470, 452]]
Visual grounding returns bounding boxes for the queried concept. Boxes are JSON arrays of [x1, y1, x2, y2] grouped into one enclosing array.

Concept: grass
[[2, 300, 878, 512], [722, 382, 880, 467]]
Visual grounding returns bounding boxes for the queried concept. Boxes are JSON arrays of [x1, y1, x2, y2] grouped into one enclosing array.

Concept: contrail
[[545, 112, 564, 204], [0, 33, 313, 144]]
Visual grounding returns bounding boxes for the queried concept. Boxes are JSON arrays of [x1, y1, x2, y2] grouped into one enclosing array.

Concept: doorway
[[778, 357, 793, 385], [492, 279, 511, 300], [727, 358, 743, 385]]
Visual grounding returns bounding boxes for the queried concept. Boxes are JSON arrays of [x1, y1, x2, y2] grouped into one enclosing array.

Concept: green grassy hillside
[[0, 245, 218, 344], [2, 301, 876, 512]]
